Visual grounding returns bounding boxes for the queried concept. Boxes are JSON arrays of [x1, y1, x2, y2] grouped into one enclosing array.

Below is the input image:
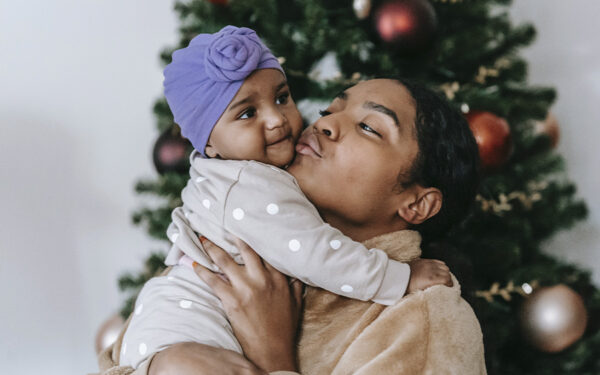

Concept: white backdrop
[[510, 1, 600, 288], [0, 1, 179, 374], [0, 1, 598, 374]]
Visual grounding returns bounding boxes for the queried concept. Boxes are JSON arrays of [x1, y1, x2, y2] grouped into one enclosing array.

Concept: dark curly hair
[[389, 78, 481, 239]]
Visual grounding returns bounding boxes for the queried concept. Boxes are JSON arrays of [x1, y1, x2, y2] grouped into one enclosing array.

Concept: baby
[[121, 26, 450, 369]]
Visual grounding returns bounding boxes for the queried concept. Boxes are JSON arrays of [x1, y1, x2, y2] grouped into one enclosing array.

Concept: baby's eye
[[318, 110, 331, 117], [276, 92, 290, 105], [239, 108, 256, 119], [359, 122, 381, 137]]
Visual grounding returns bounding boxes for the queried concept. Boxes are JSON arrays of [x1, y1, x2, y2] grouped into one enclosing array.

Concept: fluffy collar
[[362, 229, 422, 263]]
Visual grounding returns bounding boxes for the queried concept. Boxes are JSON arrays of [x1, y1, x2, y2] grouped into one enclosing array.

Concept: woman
[[97, 78, 485, 375]]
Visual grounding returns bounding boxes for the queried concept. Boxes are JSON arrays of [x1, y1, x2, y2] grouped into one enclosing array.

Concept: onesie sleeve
[[221, 161, 410, 305]]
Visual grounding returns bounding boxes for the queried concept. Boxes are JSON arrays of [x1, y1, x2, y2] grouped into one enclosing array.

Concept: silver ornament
[[95, 313, 125, 354], [297, 98, 334, 125], [520, 284, 587, 352], [353, 0, 372, 20], [307, 51, 342, 82]]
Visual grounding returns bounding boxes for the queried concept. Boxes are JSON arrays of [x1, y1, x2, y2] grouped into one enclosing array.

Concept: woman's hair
[[391, 77, 481, 239]]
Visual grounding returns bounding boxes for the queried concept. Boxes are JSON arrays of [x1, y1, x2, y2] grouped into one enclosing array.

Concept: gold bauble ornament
[[94, 313, 125, 354], [353, 0, 372, 19], [520, 284, 587, 352], [533, 112, 560, 148]]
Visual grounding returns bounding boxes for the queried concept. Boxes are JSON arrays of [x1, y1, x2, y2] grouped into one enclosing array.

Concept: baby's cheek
[[267, 144, 296, 168], [226, 131, 266, 159], [290, 111, 304, 139], [238, 145, 267, 161]]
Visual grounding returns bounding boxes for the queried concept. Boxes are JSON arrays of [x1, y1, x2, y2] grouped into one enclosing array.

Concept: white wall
[[0, 1, 178, 374], [0, 1, 598, 374], [510, 0, 600, 285]]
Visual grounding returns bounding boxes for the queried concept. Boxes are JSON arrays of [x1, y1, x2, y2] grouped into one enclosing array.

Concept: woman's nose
[[313, 115, 339, 140]]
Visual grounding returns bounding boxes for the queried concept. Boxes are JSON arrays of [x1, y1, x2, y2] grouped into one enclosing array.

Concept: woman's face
[[205, 68, 303, 167], [287, 79, 420, 235]]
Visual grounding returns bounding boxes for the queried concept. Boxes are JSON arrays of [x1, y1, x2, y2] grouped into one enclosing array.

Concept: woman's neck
[[320, 211, 410, 243]]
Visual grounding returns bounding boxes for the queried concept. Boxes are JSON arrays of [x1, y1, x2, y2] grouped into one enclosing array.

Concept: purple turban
[[163, 25, 284, 156]]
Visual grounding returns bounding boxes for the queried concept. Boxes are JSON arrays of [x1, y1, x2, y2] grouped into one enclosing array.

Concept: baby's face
[[205, 69, 303, 167]]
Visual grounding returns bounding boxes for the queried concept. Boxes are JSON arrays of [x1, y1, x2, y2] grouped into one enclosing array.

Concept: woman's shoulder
[[400, 274, 479, 329], [384, 273, 483, 348], [406, 275, 486, 373]]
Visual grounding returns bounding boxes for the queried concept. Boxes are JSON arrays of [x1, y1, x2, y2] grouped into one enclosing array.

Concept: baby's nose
[[264, 108, 286, 130]]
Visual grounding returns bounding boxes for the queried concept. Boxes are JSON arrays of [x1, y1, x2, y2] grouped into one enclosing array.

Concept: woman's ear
[[397, 187, 442, 225], [204, 143, 220, 159]]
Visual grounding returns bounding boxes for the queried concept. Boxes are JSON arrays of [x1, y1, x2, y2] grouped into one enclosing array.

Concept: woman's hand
[[193, 236, 304, 373]]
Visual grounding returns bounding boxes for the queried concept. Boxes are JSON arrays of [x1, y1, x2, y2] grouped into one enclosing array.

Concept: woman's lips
[[295, 134, 322, 158]]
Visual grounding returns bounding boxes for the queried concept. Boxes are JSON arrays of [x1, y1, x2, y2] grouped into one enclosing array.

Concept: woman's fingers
[[291, 279, 304, 309], [200, 236, 243, 282], [261, 257, 277, 273], [233, 238, 289, 285], [234, 237, 265, 276], [194, 262, 232, 298]]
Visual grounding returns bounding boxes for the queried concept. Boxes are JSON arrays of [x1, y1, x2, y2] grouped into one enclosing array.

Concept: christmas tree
[[117, 0, 599, 373]]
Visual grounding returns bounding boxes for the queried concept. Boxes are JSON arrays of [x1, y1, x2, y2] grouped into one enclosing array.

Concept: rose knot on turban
[[204, 26, 271, 81]]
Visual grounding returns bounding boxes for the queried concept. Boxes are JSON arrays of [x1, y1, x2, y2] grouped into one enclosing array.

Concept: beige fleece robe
[[94, 230, 486, 375]]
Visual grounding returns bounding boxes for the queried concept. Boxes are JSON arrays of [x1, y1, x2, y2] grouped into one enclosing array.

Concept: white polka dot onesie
[[120, 150, 411, 369]]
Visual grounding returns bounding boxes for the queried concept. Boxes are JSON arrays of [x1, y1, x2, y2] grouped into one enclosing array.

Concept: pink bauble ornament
[[153, 127, 191, 175], [520, 284, 587, 352]]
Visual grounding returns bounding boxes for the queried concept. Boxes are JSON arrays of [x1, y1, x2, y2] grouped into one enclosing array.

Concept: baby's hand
[[406, 258, 453, 294]]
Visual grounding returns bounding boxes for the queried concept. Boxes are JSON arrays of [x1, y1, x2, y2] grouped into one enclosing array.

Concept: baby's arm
[[227, 163, 407, 304], [191, 159, 407, 304]]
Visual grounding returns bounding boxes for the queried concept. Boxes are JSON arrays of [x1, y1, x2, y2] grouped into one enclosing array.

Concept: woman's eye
[[239, 108, 256, 119], [359, 122, 381, 137], [276, 92, 289, 105], [319, 110, 331, 117]]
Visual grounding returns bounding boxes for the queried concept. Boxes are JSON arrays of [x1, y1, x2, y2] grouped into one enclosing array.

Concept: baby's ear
[[204, 143, 219, 159]]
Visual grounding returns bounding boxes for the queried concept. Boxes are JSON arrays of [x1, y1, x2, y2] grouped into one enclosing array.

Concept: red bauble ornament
[[207, 0, 228, 5], [153, 127, 191, 175], [466, 111, 512, 171], [533, 112, 560, 148], [374, 0, 437, 53]]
